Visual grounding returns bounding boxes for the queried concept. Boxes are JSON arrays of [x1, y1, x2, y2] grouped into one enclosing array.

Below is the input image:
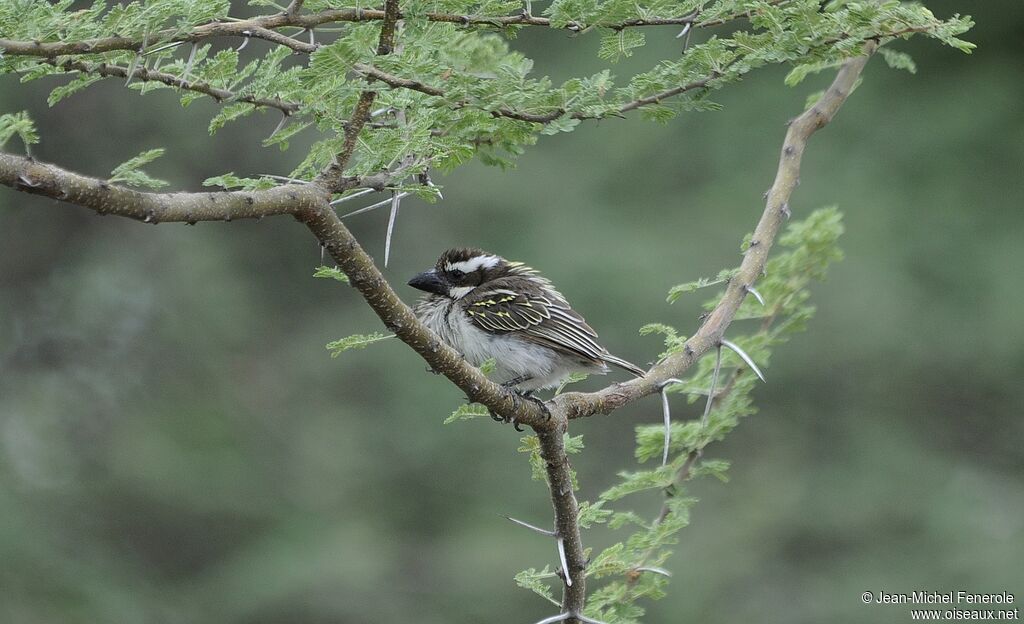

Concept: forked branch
[[0, 43, 876, 624]]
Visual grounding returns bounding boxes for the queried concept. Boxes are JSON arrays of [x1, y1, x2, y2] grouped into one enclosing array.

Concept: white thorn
[[267, 114, 288, 140], [658, 378, 682, 466], [124, 53, 140, 86], [340, 191, 408, 218], [532, 614, 572, 624], [675, 23, 691, 38], [556, 536, 572, 587], [144, 41, 186, 56], [575, 614, 610, 624], [181, 43, 198, 83], [635, 566, 673, 577], [745, 285, 766, 306], [383, 191, 401, 267], [702, 347, 723, 428], [236, 34, 250, 52], [721, 338, 766, 383], [258, 174, 310, 184], [505, 516, 557, 537], [329, 188, 375, 205]]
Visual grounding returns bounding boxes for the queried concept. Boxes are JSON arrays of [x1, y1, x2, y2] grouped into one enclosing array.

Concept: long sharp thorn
[[675, 23, 691, 39], [124, 31, 147, 87], [702, 347, 723, 428], [308, 28, 315, 46], [144, 41, 186, 56], [721, 338, 766, 383], [504, 515, 556, 537], [658, 378, 683, 466], [745, 285, 766, 306], [556, 536, 572, 587], [124, 53, 140, 86], [259, 174, 310, 184], [329, 188, 375, 205], [383, 191, 401, 267], [340, 191, 408, 219], [320, 243, 325, 265], [182, 43, 198, 83], [575, 614, 611, 624], [267, 114, 288, 141], [236, 33, 250, 52], [635, 566, 673, 577], [532, 614, 572, 624]]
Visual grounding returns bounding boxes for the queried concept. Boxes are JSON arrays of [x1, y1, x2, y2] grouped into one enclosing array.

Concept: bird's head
[[407, 248, 518, 299]]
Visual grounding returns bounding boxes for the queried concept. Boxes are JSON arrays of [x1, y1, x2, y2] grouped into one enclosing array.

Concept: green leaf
[[444, 403, 489, 424], [601, 463, 680, 501], [879, 47, 917, 74], [690, 458, 731, 482], [0, 111, 40, 153], [514, 566, 560, 606], [325, 332, 393, 357], [555, 371, 588, 394], [109, 148, 168, 189], [478, 357, 497, 376], [666, 269, 738, 303], [578, 500, 612, 528], [598, 30, 645, 63], [313, 266, 349, 283], [202, 173, 277, 191]]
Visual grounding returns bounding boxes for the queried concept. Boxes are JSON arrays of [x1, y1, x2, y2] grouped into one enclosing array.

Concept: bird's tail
[[603, 353, 646, 378]]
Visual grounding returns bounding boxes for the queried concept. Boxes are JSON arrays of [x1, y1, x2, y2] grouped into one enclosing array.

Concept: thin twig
[[47, 58, 300, 114]]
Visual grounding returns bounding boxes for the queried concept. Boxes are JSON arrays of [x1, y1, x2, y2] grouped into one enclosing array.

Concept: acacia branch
[[355, 64, 717, 124], [1, 40, 876, 624], [0, 5, 768, 61], [49, 58, 301, 115], [316, 0, 401, 190], [552, 43, 878, 423]]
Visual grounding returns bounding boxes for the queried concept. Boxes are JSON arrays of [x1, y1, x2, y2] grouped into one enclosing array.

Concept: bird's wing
[[462, 284, 609, 365]]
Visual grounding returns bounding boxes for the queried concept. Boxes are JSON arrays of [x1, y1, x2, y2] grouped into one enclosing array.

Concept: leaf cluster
[[1, 1, 972, 191]]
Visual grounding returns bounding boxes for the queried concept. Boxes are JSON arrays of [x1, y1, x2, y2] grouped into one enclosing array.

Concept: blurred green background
[[1, 1, 1022, 622]]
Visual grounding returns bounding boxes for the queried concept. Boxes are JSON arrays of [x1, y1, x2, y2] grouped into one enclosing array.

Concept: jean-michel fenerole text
[[873, 591, 1015, 605]]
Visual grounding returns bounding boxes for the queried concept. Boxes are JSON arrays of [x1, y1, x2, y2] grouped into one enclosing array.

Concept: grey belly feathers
[[415, 296, 607, 391]]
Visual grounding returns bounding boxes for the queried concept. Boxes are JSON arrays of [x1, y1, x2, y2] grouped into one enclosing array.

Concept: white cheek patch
[[445, 255, 500, 274], [448, 286, 476, 299]]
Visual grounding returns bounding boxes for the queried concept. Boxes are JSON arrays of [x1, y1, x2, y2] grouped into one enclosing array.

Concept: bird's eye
[[449, 269, 465, 280]]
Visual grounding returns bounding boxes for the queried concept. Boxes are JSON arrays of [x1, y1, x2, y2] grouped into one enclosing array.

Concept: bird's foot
[[517, 390, 551, 423]]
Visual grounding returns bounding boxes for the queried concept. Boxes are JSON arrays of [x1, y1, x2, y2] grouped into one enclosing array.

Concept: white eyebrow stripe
[[448, 286, 476, 299], [445, 255, 500, 273]]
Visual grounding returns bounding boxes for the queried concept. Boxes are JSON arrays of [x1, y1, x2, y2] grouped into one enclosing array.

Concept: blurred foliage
[[0, 0, 1021, 623]]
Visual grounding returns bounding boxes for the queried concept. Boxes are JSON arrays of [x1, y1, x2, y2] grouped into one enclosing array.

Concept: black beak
[[408, 269, 448, 296]]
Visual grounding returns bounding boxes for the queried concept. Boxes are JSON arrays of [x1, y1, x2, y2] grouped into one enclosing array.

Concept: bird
[[408, 248, 646, 395]]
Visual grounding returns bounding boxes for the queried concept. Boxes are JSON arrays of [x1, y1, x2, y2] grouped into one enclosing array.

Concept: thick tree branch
[[0, 149, 547, 425], [1, 41, 876, 624], [0, 152, 324, 222]]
